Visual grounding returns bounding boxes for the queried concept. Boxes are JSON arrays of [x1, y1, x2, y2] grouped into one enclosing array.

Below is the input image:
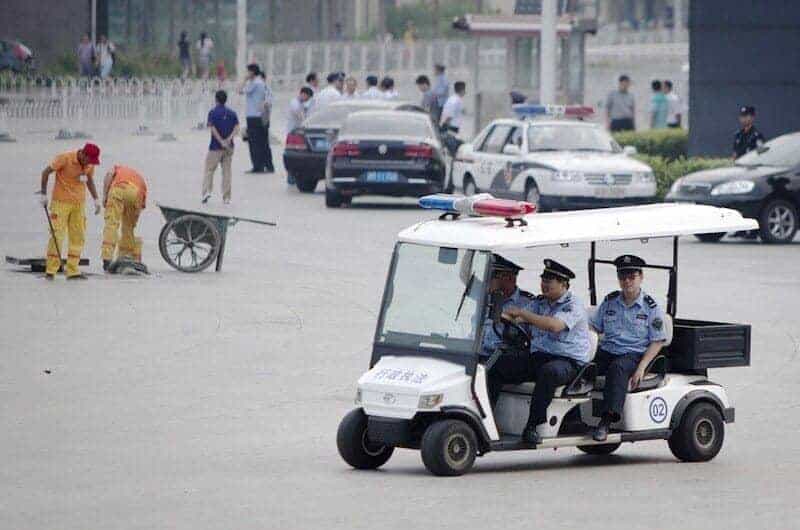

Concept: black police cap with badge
[[739, 105, 756, 116], [541, 259, 575, 281], [492, 254, 523, 275], [614, 254, 646, 273]]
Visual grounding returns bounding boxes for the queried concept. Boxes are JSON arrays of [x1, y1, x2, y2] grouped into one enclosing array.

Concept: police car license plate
[[594, 186, 626, 198], [314, 138, 330, 149], [366, 171, 400, 183]]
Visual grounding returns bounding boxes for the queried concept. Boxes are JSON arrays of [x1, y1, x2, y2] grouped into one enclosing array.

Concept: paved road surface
[[1, 131, 797, 529]]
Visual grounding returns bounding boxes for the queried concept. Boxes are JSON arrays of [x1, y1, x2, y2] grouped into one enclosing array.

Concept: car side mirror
[[502, 144, 521, 156], [623, 145, 637, 156]]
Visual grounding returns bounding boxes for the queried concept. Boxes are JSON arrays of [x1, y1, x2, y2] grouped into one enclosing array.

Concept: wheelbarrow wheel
[[159, 214, 221, 272]]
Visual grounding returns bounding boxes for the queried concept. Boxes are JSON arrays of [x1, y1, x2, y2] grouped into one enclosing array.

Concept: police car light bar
[[512, 104, 594, 119], [418, 194, 536, 219]]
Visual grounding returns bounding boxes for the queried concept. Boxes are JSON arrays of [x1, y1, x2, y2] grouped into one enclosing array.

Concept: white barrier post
[[56, 88, 73, 139], [158, 86, 177, 141], [0, 104, 15, 142]]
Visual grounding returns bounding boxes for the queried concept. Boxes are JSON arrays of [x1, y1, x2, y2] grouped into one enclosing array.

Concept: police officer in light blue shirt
[[490, 259, 592, 445], [589, 254, 667, 441], [481, 254, 534, 356]]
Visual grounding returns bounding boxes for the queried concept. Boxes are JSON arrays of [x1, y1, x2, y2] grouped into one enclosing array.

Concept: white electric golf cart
[[337, 203, 756, 476]]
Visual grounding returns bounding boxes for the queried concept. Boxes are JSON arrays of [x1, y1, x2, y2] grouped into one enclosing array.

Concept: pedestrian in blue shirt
[[431, 64, 449, 124], [489, 259, 592, 445], [649, 80, 668, 129], [202, 90, 239, 204], [240, 64, 272, 173], [589, 255, 667, 441]]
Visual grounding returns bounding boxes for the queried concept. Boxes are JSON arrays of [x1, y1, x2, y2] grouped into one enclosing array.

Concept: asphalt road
[[1, 131, 797, 530]]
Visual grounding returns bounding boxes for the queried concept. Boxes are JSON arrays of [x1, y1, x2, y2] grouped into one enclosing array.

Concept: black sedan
[[666, 132, 800, 243], [324, 110, 449, 207], [283, 100, 424, 193]]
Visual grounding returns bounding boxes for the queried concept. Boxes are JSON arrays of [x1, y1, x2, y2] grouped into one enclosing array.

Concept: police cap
[[492, 254, 523, 275], [739, 105, 756, 116], [327, 72, 339, 83], [614, 254, 646, 272], [541, 259, 575, 281]]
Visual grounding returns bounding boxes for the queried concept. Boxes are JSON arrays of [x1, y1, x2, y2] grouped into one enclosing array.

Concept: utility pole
[[540, 0, 557, 104], [91, 0, 97, 44], [236, 0, 247, 81]]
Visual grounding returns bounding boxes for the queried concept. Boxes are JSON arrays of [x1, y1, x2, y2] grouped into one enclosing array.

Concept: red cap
[[81, 143, 101, 165]]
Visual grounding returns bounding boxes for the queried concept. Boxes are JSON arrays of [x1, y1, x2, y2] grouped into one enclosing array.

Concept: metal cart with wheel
[[157, 204, 276, 273]]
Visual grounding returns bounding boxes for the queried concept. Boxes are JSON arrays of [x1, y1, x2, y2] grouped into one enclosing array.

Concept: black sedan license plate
[[365, 171, 400, 183]]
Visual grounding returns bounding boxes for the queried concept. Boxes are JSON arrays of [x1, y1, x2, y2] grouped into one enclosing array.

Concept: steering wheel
[[492, 316, 531, 353]]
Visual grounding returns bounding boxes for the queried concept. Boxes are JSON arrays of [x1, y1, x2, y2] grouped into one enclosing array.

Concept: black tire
[[463, 175, 477, 197], [758, 198, 798, 244], [158, 214, 221, 273], [336, 409, 394, 470], [668, 402, 725, 462], [420, 420, 478, 476], [525, 180, 541, 211], [577, 443, 621, 455], [694, 232, 725, 243], [295, 174, 319, 193], [325, 188, 343, 208]]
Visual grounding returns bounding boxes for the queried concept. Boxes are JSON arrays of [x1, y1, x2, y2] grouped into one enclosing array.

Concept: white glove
[[93, 199, 101, 215], [37, 191, 48, 207]]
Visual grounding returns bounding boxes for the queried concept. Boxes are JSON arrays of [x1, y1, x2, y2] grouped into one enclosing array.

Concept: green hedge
[[613, 129, 688, 160], [42, 52, 182, 78], [635, 155, 732, 199]]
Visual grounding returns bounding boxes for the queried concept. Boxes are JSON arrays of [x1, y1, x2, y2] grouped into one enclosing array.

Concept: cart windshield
[[376, 243, 490, 353]]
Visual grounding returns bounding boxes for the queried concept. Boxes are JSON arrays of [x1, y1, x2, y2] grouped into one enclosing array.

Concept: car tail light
[[285, 133, 308, 150], [331, 142, 361, 158], [404, 143, 434, 158]]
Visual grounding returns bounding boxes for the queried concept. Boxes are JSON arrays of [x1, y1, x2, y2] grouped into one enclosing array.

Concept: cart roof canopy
[[397, 204, 759, 251]]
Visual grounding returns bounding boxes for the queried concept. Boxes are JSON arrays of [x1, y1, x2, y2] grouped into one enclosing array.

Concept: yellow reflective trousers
[[102, 183, 143, 261], [45, 200, 86, 276]]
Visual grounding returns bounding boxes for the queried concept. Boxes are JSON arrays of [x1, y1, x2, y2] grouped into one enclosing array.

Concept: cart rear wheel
[[420, 419, 478, 476], [336, 409, 394, 470], [159, 214, 221, 273], [577, 442, 621, 455], [668, 402, 725, 462]]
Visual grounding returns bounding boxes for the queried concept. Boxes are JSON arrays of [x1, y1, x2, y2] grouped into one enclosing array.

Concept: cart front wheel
[[421, 419, 478, 476], [159, 214, 221, 273], [668, 402, 725, 462], [336, 409, 394, 470]]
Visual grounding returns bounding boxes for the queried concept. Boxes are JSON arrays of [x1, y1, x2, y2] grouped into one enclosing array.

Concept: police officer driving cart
[[733, 105, 765, 159]]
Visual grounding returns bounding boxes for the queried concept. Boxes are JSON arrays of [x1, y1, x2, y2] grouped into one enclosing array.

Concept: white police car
[[336, 195, 755, 476], [450, 105, 657, 211]]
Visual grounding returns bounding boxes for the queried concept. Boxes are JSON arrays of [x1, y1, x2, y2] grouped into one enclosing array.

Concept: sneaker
[[44, 273, 55, 281], [592, 418, 611, 442], [202, 194, 211, 204], [521, 423, 541, 445], [66, 274, 89, 280], [103, 259, 111, 272]]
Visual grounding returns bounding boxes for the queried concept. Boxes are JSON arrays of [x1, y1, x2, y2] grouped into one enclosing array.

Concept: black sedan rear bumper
[[328, 168, 445, 198], [283, 150, 327, 179]]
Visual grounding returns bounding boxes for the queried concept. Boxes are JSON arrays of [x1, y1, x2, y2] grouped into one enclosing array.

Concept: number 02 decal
[[649, 397, 668, 424]]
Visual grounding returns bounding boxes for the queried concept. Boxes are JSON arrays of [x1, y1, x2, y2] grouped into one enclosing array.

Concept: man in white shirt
[[664, 80, 682, 128], [440, 81, 465, 135], [94, 35, 115, 78], [315, 72, 344, 109], [380, 76, 398, 100], [342, 77, 359, 99], [287, 86, 313, 134], [360, 75, 382, 99]]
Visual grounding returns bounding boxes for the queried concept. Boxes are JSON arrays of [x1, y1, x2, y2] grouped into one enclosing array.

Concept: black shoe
[[521, 424, 541, 445], [103, 259, 111, 272], [66, 274, 89, 280], [265, 167, 275, 174], [592, 419, 610, 442], [245, 169, 264, 174]]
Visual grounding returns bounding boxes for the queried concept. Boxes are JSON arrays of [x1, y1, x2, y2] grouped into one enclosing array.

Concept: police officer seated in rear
[[589, 255, 667, 442], [733, 105, 765, 159], [481, 254, 534, 357], [491, 259, 592, 445]]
